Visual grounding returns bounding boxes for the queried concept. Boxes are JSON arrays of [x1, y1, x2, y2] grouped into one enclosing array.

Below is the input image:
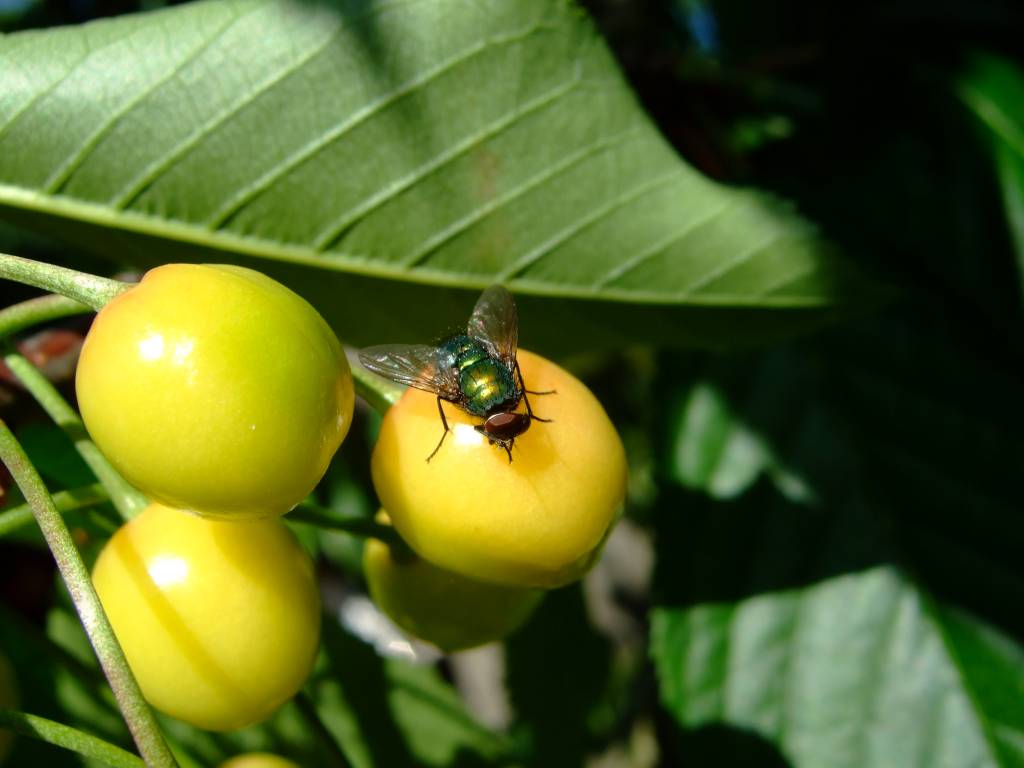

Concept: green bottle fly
[[359, 286, 555, 462]]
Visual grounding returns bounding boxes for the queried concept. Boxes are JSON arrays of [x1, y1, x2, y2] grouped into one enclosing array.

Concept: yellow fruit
[[92, 503, 320, 731], [371, 350, 627, 588], [76, 263, 353, 519], [364, 526, 542, 652], [217, 754, 301, 768]]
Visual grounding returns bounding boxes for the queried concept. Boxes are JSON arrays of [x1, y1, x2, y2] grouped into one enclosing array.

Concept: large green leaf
[[651, 567, 1024, 768], [655, 307, 1024, 635], [0, 0, 869, 348]]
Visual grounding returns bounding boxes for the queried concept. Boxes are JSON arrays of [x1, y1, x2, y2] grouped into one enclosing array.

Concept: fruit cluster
[[364, 349, 628, 650], [77, 263, 626, 731], [80, 264, 350, 731]]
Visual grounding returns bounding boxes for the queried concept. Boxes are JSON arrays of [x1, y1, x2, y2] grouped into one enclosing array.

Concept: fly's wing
[[467, 284, 518, 363], [358, 344, 460, 399]]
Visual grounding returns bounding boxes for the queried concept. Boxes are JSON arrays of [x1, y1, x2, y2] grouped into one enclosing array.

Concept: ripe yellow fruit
[[92, 503, 321, 731], [217, 754, 300, 768], [76, 263, 353, 519], [364, 527, 542, 652], [371, 350, 627, 588]]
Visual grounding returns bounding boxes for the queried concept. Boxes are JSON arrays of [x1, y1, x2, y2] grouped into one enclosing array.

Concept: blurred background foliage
[[1, 0, 1023, 766]]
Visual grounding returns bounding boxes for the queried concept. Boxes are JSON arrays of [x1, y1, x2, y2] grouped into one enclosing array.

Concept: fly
[[358, 285, 554, 462]]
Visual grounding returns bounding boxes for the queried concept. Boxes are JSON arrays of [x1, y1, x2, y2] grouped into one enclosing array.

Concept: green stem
[[290, 502, 411, 554], [0, 482, 109, 537], [294, 692, 351, 768], [0, 254, 130, 311], [0, 422, 177, 768], [0, 710, 144, 768], [3, 349, 146, 521], [345, 349, 403, 414], [0, 294, 92, 338]]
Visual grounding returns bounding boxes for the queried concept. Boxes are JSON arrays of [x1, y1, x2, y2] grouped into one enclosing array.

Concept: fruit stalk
[[0, 421, 178, 768], [0, 482, 108, 537], [0, 293, 92, 338], [347, 350, 404, 414], [0, 253, 130, 310], [4, 349, 147, 520]]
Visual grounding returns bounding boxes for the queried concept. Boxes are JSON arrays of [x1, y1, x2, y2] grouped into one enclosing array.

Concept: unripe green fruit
[[218, 754, 300, 768], [365, 525, 542, 652], [76, 263, 353, 519]]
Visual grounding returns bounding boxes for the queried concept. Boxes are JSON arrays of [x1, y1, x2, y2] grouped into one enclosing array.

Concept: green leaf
[[823, 315, 1024, 632], [958, 52, 1024, 305], [0, 605, 87, 767], [505, 585, 613, 767], [310, 621, 506, 767], [662, 349, 818, 503], [655, 316, 1024, 636], [0, 0, 871, 349], [16, 422, 94, 489], [651, 566, 1024, 768], [0, 709, 144, 768]]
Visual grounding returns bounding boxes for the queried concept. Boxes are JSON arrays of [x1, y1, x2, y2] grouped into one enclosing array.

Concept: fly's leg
[[503, 439, 514, 464], [516, 359, 554, 423], [522, 391, 553, 423], [426, 396, 451, 462]]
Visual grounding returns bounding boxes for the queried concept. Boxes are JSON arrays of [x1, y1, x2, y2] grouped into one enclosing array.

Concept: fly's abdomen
[[459, 358, 515, 416]]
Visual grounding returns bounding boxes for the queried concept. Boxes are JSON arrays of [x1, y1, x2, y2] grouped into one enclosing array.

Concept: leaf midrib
[[0, 182, 836, 308]]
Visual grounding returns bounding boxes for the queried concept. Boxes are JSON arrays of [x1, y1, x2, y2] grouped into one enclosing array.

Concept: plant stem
[[0, 253, 130, 311], [0, 422, 177, 768], [290, 501, 411, 554], [0, 710, 145, 768], [0, 482, 109, 537], [3, 349, 146, 521], [345, 349, 403, 414], [0, 294, 92, 338]]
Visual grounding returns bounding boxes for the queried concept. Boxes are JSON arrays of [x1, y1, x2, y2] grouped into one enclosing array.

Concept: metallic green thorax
[[441, 335, 518, 417]]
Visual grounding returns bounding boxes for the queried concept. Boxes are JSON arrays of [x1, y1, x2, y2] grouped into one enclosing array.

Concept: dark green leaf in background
[[651, 567, 1024, 768], [311, 621, 506, 768], [651, 317, 1024, 766], [958, 51, 1024, 308], [505, 585, 614, 767]]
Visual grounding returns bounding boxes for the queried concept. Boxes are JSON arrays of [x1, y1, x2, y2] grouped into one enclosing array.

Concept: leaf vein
[[311, 64, 581, 251], [0, 180, 841, 308], [679, 227, 790, 296], [207, 18, 559, 231], [849, 585, 907, 768], [749, 262, 817, 299], [495, 169, 681, 281], [0, 42, 95, 146], [107, 0, 428, 210], [42, 4, 250, 195], [596, 198, 736, 288], [401, 124, 645, 268]]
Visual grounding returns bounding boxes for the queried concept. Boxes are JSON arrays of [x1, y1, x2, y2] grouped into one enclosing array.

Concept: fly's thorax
[[459, 360, 518, 417], [441, 335, 480, 363]]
